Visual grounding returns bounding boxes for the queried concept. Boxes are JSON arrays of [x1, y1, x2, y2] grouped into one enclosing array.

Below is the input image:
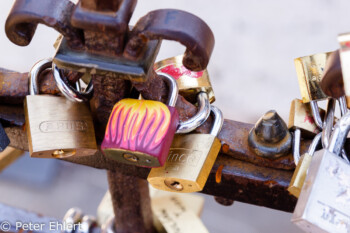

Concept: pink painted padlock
[[101, 72, 211, 168], [101, 73, 179, 168]]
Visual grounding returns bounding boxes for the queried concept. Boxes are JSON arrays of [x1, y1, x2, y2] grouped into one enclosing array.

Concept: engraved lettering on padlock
[[167, 149, 201, 167], [148, 106, 224, 193], [39, 120, 88, 133]]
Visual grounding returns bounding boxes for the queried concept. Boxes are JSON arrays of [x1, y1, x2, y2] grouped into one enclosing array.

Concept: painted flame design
[[104, 99, 172, 151]]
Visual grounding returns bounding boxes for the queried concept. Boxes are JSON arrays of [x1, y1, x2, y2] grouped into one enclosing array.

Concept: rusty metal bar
[[107, 170, 155, 233], [3, 115, 306, 212]]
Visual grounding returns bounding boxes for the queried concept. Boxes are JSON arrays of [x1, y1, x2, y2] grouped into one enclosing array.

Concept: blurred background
[[1, 0, 350, 232]]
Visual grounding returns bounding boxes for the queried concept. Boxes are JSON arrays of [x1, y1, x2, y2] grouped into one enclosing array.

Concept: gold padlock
[[288, 99, 322, 138], [25, 59, 97, 158], [288, 132, 321, 198], [147, 105, 223, 193], [294, 52, 332, 129], [338, 33, 350, 108], [154, 55, 215, 103], [295, 52, 331, 103]]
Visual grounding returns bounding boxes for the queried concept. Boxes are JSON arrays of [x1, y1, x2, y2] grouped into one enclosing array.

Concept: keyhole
[[164, 179, 184, 191], [52, 149, 76, 158], [123, 153, 139, 163]]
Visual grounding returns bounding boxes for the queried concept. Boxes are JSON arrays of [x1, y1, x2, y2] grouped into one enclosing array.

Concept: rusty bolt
[[248, 110, 292, 159]]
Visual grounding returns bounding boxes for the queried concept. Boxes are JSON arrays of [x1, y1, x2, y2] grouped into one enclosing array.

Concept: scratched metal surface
[[1, 0, 350, 232]]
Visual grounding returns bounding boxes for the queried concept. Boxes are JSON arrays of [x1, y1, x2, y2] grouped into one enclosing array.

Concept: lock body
[[25, 95, 97, 158], [288, 99, 322, 137], [292, 150, 350, 232], [338, 34, 350, 107], [154, 55, 215, 103], [101, 99, 179, 167], [288, 153, 312, 198], [148, 134, 221, 193], [295, 52, 331, 103], [53, 38, 161, 82]]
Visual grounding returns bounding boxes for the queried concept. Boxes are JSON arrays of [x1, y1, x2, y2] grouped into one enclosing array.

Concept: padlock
[[25, 59, 97, 158], [288, 132, 321, 198], [101, 73, 210, 167], [101, 72, 179, 167], [292, 111, 350, 232], [0, 122, 10, 152], [288, 99, 322, 138], [147, 105, 223, 193], [295, 52, 332, 129], [154, 55, 215, 103], [338, 33, 350, 108]]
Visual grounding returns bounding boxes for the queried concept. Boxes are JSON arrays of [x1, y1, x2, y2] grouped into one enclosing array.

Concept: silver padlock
[[292, 111, 350, 232]]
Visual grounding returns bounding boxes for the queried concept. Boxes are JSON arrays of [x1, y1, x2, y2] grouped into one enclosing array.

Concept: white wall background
[[0, 0, 349, 232]]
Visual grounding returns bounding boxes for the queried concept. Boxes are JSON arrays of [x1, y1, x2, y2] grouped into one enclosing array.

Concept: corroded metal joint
[[248, 110, 292, 159]]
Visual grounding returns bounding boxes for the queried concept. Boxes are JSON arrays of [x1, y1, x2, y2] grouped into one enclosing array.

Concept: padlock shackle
[[321, 98, 336, 149], [210, 106, 224, 137], [310, 101, 323, 129], [292, 128, 301, 165], [176, 92, 211, 134], [307, 132, 322, 156], [328, 111, 350, 155], [29, 58, 53, 95], [157, 72, 178, 107], [52, 63, 93, 102]]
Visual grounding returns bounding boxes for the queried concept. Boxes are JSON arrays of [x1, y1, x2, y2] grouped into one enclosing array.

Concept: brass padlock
[[288, 132, 321, 198], [338, 33, 350, 108], [154, 55, 215, 104], [147, 105, 223, 193], [288, 99, 322, 138], [295, 52, 331, 129], [25, 59, 97, 158], [295, 52, 331, 103]]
